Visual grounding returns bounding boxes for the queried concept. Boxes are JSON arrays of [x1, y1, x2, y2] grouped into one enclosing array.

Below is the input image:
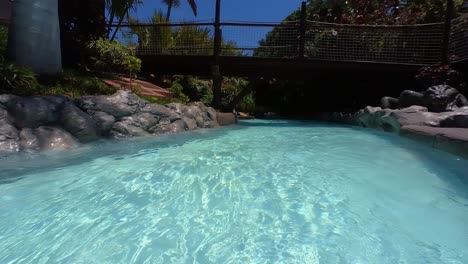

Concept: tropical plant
[[0, 25, 7, 57], [86, 38, 142, 77], [0, 57, 38, 94]]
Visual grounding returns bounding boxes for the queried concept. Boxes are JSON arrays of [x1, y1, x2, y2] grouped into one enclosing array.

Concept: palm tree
[[162, 0, 198, 21], [7, 0, 62, 74], [163, 0, 180, 21]]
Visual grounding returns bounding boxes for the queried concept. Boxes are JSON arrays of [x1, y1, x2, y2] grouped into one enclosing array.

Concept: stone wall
[[0, 90, 226, 154]]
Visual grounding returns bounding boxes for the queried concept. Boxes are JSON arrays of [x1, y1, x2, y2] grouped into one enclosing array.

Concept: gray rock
[[77, 90, 147, 118], [399, 90, 425, 108], [19, 128, 39, 152], [8, 97, 65, 128], [166, 103, 187, 115], [151, 119, 188, 134], [120, 113, 159, 131], [217, 112, 237, 126], [423, 85, 464, 112], [60, 103, 98, 143], [141, 103, 180, 121], [439, 107, 468, 128], [380, 96, 399, 109], [0, 94, 19, 107], [33, 126, 79, 151], [203, 120, 219, 128], [184, 105, 207, 127], [91, 111, 116, 135], [182, 117, 198, 130], [207, 107, 217, 121], [0, 123, 20, 153], [109, 121, 150, 138]]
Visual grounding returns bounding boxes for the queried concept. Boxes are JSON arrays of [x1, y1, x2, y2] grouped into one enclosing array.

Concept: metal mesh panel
[[219, 22, 300, 58], [117, 20, 449, 66], [305, 21, 445, 65], [449, 16, 468, 63]]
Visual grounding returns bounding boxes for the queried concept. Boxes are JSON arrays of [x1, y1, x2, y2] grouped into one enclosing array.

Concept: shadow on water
[[1, 119, 467, 201]]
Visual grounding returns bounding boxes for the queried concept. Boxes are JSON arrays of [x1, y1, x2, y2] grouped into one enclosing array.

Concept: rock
[[166, 103, 187, 115], [380, 97, 399, 109], [399, 90, 425, 108], [91, 111, 116, 135], [356, 106, 390, 128], [0, 94, 19, 107], [203, 120, 219, 128], [182, 117, 198, 130], [217, 112, 237, 126], [206, 107, 217, 121], [151, 119, 188, 134], [182, 105, 205, 127], [120, 113, 159, 131], [141, 103, 180, 121], [77, 90, 146, 118], [33, 126, 79, 151], [400, 125, 468, 159], [8, 96, 65, 128], [19, 128, 39, 152], [0, 123, 20, 153], [60, 103, 98, 143], [423, 85, 465, 112], [439, 107, 468, 128], [109, 121, 150, 138]]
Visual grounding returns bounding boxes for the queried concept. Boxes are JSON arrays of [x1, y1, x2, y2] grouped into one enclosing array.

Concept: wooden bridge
[[112, 1, 468, 108]]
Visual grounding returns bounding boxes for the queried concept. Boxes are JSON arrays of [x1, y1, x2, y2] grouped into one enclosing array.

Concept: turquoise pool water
[[0, 120, 467, 263]]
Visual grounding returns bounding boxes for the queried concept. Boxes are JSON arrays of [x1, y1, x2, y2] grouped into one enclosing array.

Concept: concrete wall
[[0, 0, 11, 24]]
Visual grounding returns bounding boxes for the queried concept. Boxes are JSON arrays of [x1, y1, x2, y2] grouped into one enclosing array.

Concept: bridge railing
[[449, 16, 468, 63], [115, 18, 466, 66]]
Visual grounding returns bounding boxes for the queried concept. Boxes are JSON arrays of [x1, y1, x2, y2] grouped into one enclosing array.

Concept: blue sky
[[133, 0, 304, 22], [124, 0, 305, 52]]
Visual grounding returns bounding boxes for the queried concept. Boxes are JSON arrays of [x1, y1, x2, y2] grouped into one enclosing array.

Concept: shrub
[[0, 25, 7, 57], [0, 57, 39, 95], [86, 38, 141, 77]]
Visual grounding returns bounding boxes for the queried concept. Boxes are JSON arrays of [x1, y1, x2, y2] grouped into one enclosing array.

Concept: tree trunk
[[166, 1, 174, 22], [7, 0, 62, 74]]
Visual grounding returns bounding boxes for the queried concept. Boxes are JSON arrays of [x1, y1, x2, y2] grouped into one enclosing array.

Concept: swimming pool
[[1, 120, 467, 263]]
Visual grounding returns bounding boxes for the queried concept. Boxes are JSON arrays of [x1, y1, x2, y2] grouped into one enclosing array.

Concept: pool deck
[[401, 125, 468, 159]]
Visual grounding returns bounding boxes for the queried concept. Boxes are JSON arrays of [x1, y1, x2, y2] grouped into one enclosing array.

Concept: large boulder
[[91, 111, 116, 135], [423, 85, 468, 112], [77, 90, 147, 118], [7, 96, 68, 128], [60, 103, 98, 143], [109, 121, 151, 138], [399, 90, 425, 108], [141, 103, 180, 121], [356, 106, 390, 129], [19, 128, 39, 152], [151, 119, 187, 135], [33, 126, 79, 151], [0, 105, 19, 153], [0, 122, 20, 153], [120, 113, 159, 131], [380, 96, 399, 110], [0, 94, 19, 107], [439, 107, 468, 128]]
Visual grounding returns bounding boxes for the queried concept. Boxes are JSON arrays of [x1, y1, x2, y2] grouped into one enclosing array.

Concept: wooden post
[[442, 0, 454, 64], [211, 0, 222, 109], [298, 1, 307, 59]]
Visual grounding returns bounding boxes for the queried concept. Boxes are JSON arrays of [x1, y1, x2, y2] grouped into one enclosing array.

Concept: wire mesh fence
[[304, 21, 445, 65], [114, 18, 468, 66], [449, 16, 468, 63]]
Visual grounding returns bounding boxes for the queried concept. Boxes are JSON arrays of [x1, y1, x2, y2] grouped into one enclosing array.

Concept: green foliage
[[39, 70, 115, 97], [169, 82, 190, 104], [172, 75, 212, 104], [221, 77, 255, 113], [0, 58, 39, 95], [86, 38, 142, 77], [0, 25, 7, 57]]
